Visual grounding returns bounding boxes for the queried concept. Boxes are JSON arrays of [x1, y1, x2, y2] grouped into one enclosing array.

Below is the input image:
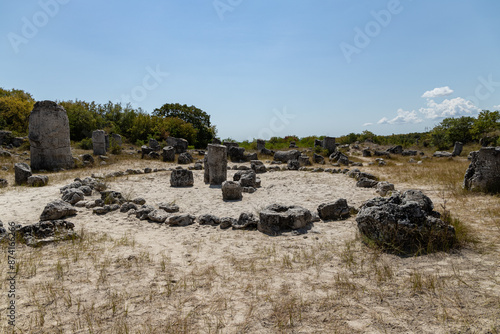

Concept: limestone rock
[[178, 152, 194, 164], [258, 204, 312, 235], [166, 214, 195, 226], [170, 169, 194, 187], [198, 214, 220, 225], [463, 147, 500, 193], [92, 130, 107, 156], [14, 163, 32, 185], [27, 175, 48, 187], [233, 212, 259, 229], [317, 199, 350, 220], [40, 200, 77, 221], [166, 137, 188, 154], [162, 146, 176, 162], [274, 150, 301, 163], [222, 181, 242, 201], [29, 101, 74, 170], [17, 220, 78, 247], [207, 144, 227, 185]]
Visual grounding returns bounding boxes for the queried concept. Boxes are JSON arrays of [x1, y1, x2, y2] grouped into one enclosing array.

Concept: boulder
[[222, 181, 242, 201], [158, 202, 180, 213], [375, 181, 395, 197], [387, 145, 403, 154], [92, 130, 107, 156], [29, 101, 74, 170], [274, 150, 301, 163], [148, 209, 170, 223], [433, 151, 453, 158], [258, 204, 312, 235], [166, 214, 196, 226], [170, 169, 194, 187], [27, 175, 49, 187], [17, 220, 78, 247], [317, 199, 350, 220], [233, 212, 259, 229], [40, 200, 77, 221], [141, 146, 154, 159], [149, 138, 160, 151], [323, 137, 336, 154], [313, 153, 325, 164], [198, 214, 220, 225], [251, 160, 267, 174], [166, 137, 188, 154], [14, 163, 32, 185], [287, 159, 300, 170], [80, 154, 94, 164], [120, 202, 138, 213], [62, 188, 85, 205], [362, 149, 371, 157], [299, 155, 311, 166], [0, 179, 7, 188], [228, 146, 246, 162], [162, 146, 176, 162], [463, 147, 500, 193], [178, 152, 194, 164], [356, 190, 456, 254], [135, 205, 155, 220], [220, 217, 237, 229], [329, 151, 349, 165], [234, 170, 257, 187], [356, 178, 379, 188], [100, 190, 125, 205]]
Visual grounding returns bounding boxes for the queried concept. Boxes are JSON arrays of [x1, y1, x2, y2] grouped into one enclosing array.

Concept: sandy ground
[[1, 159, 499, 333]]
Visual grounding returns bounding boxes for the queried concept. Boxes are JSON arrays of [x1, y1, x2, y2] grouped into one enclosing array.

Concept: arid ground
[[1, 147, 499, 333]]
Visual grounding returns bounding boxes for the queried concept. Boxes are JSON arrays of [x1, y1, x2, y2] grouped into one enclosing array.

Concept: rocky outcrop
[[222, 181, 242, 201], [170, 169, 194, 187], [14, 163, 32, 185], [463, 147, 500, 193], [258, 204, 312, 235], [274, 150, 301, 163], [317, 199, 350, 221], [40, 200, 77, 221]]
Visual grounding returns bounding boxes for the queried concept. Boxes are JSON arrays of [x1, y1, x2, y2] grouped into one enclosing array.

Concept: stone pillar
[[111, 134, 122, 147], [207, 144, 227, 185], [29, 100, 74, 171], [323, 137, 336, 154], [257, 139, 266, 152], [15, 163, 32, 185], [92, 130, 107, 156], [162, 146, 175, 162], [203, 154, 210, 183], [452, 142, 463, 156], [463, 147, 500, 193]]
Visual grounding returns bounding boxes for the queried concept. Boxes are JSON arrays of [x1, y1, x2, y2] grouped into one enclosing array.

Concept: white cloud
[[363, 122, 373, 126], [421, 86, 454, 98], [377, 109, 422, 125], [419, 97, 480, 119], [493, 105, 500, 110]]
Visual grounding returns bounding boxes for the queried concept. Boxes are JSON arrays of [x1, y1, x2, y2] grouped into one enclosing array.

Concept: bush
[[78, 138, 93, 150]]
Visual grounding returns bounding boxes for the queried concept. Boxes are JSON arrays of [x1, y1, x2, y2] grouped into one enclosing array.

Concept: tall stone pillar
[[92, 130, 107, 155], [207, 144, 227, 185], [29, 100, 74, 170]]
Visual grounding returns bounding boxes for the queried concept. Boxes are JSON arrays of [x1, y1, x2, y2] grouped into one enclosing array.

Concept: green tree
[[153, 103, 215, 147], [0, 88, 35, 134], [438, 116, 475, 144], [471, 110, 500, 140], [59, 100, 103, 141]]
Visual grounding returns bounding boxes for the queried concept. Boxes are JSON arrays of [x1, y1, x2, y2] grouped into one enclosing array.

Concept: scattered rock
[[62, 188, 85, 205], [274, 150, 301, 163], [0, 179, 8, 188], [220, 217, 236, 229], [317, 199, 350, 220], [433, 151, 453, 158], [178, 152, 194, 164], [222, 181, 243, 201], [167, 214, 196, 226], [14, 162, 32, 185], [375, 181, 395, 197], [233, 212, 259, 229], [148, 209, 170, 223], [464, 147, 500, 193], [170, 169, 194, 187], [287, 159, 300, 170], [162, 146, 176, 162], [40, 200, 77, 221], [17, 220, 78, 247], [258, 204, 312, 235], [159, 202, 180, 213], [198, 214, 220, 225], [356, 178, 379, 188], [132, 198, 146, 205], [120, 202, 138, 213]]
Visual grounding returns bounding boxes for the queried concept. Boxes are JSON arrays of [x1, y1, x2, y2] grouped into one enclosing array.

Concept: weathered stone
[[0, 179, 7, 188], [452, 142, 463, 157], [245, 153, 258, 161], [222, 181, 242, 201], [356, 191, 456, 254], [220, 217, 236, 229], [79, 186, 93, 196], [207, 144, 227, 185], [170, 169, 194, 187], [166, 214, 195, 226], [313, 153, 325, 164], [11, 137, 28, 147], [166, 137, 188, 154], [314, 139, 323, 147], [376, 181, 395, 197], [80, 154, 94, 164], [323, 137, 336, 154], [141, 146, 153, 159], [144, 167, 152, 174], [162, 146, 176, 162], [433, 151, 453, 158], [149, 139, 160, 151], [251, 160, 267, 173], [228, 146, 246, 162], [40, 200, 77, 221], [178, 152, 194, 164], [463, 147, 500, 193], [27, 175, 49, 187], [257, 139, 266, 152], [14, 162, 32, 185], [329, 151, 349, 165], [362, 149, 371, 157], [233, 212, 259, 229], [0, 149, 12, 158], [258, 204, 312, 235], [17, 220, 78, 247], [159, 202, 180, 213], [374, 151, 390, 158], [387, 145, 403, 154], [148, 209, 170, 223], [92, 130, 107, 156], [287, 159, 300, 170], [120, 202, 138, 213], [0, 130, 13, 145], [93, 206, 110, 215], [198, 214, 220, 225], [317, 199, 350, 220], [298, 155, 311, 166], [402, 150, 418, 156], [289, 141, 298, 148], [356, 178, 379, 188], [135, 205, 155, 220], [100, 190, 124, 205], [62, 188, 85, 205], [242, 186, 257, 193], [274, 150, 301, 163], [29, 101, 74, 170]]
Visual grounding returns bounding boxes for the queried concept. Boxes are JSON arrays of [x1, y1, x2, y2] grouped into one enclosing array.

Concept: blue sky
[[1, 0, 499, 141]]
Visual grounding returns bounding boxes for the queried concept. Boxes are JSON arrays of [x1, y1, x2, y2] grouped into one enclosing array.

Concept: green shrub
[[78, 138, 93, 150]]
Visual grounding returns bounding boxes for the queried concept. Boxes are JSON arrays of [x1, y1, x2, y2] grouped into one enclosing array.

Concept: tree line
[[0, 88, 217, 148]]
